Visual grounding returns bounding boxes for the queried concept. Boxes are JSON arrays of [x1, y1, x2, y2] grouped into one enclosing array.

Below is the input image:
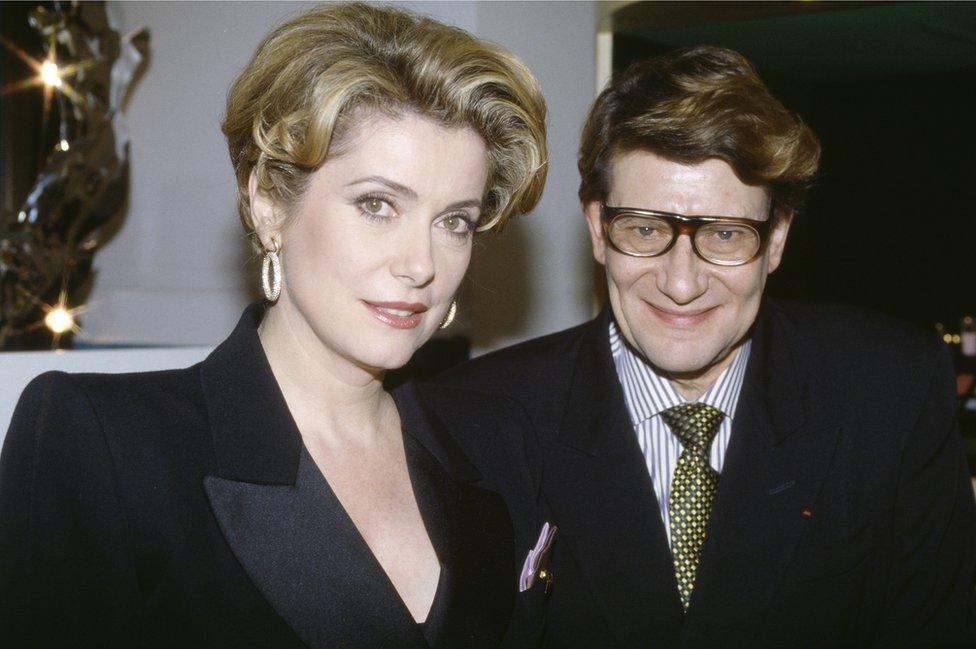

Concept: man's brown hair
[[578, 46, 821, 219]]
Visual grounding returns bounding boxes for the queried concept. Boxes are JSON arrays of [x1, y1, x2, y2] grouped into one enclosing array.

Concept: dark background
[[1, 1, 56, 217], [613, 1, 976, 333]]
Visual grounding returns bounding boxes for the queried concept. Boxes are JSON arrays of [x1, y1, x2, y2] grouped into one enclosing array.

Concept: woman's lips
[[647, 303, 716, 327], [363, 301, 428, 329]]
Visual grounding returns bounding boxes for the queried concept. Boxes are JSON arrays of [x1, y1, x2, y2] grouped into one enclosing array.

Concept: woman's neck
[[257, 301, 396, 446]]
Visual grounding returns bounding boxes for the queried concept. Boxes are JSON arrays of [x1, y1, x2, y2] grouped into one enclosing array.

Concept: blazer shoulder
[[404, 381, 542, 536], [61, 364, 204, 407], [767, 299, 944, 369], [764, 300, 954, 440], [6, 371, 94, 450], [1, 370, 150, 645], [6, 369, 141, 442], [407, 381, 534, 451], [2, 372, 129, 516], [4, 366, 208, 481], [412, 380, 514, 412], [437, 318, 595, 396]]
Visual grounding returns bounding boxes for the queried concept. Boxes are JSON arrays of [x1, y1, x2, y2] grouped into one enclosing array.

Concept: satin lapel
[[541, 312, 684, 648], [682, 304, 841, 648], [200, 304, 426, 648], [199, 302, 302, 485], [205, 451, 428, 649], [396, 385, 516, 649]]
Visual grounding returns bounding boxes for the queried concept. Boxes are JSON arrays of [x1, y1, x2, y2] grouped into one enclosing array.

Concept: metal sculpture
[[0, 1, 148, 348]]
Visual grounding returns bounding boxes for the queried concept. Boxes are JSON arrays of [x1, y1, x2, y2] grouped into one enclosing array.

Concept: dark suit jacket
[[439, 299, 976, 648], [0, 304, 537, 648]]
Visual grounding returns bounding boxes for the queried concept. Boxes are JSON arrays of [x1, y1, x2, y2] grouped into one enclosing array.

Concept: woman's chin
[[350, 344, 421, 375]]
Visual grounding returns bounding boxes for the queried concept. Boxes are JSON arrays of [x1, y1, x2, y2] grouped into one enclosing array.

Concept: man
[[442, 47, 975, 648]]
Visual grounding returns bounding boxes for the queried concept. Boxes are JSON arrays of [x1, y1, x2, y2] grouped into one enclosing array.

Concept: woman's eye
[[363, 198, 384, 213], [439, 214, 474, 237], [357, 196, 395, 219], [443, 216, 468, 231]]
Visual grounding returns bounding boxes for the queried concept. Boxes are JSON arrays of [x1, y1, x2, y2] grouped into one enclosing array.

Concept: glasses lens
[[608, 214, 673, 256], [695, 222, 761, 264]]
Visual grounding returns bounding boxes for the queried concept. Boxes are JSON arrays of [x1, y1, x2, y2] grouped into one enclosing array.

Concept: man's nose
[[390, 225, 435, 288], [656, 235, 707, 305]]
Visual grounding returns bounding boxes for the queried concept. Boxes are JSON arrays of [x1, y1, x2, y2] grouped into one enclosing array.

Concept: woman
[[0, 3, 547, 647]]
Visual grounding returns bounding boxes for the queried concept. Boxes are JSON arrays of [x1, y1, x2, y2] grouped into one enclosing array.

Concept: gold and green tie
[[662, 402, 724, 611]]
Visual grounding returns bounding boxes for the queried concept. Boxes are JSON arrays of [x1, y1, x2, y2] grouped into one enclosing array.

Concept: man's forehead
[[607, 150, 771, 219]]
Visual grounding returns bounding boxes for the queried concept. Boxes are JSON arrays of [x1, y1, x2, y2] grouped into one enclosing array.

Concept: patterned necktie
[[661, 402, 725, 611]]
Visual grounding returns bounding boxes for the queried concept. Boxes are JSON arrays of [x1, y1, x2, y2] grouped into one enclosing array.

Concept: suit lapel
[[199, 303, 427, 648], [200, 302, 302, 486], [204, 452, 428, 648], [395, 383, 517, 648], [540, 312, 684, 648], [682, 303, 841, 648]]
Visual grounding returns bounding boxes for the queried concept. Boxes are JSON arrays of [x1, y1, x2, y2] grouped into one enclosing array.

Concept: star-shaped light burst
[[15, 284, 86, 349], [40, 290, 85, 349], [0, 35, 94, 120], [39, 59, 62, 87]]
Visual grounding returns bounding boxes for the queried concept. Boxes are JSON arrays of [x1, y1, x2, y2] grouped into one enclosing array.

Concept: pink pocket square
[[519, 522, 557, 592]]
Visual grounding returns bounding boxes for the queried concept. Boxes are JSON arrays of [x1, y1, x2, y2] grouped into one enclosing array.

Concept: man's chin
[[636, 342, 723, 380]]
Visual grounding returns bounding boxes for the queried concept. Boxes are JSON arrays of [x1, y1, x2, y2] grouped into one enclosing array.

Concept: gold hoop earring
[[261, 239, 281, 302], [439, 299, 457, 330]]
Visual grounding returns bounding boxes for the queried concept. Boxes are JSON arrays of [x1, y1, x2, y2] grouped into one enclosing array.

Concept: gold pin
[[538, 569, 553, 594]]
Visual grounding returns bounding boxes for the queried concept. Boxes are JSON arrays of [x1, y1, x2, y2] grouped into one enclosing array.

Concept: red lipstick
[[363, 301, 428, 329]]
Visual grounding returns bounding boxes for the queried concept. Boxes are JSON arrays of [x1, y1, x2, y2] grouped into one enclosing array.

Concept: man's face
[[584, 151, 791, 385]]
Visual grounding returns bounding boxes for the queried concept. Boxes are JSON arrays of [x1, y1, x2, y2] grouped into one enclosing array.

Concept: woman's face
[[256, 112, 488, 373]]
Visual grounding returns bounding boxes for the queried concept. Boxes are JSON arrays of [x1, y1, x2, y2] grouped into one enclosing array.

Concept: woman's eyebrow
[[445, 199, 482, 211], [346, 175, 417, 199], [348, 176, 482, 211]]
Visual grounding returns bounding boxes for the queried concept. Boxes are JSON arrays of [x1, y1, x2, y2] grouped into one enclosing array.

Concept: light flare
[[44, 306, 74, 333], [19, 289, 87, 348], [40, 59, 62, 88]]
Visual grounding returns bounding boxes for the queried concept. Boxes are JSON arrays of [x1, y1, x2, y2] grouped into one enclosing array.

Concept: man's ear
[[583, 200, 607, 265], [765, 210, 793, 274], [248, 171, 285, 250]]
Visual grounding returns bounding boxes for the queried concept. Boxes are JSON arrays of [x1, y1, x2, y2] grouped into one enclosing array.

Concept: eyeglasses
[[600, 204, 774, 266]]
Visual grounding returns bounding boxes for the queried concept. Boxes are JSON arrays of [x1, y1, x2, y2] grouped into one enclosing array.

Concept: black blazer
[[439, 299, 976, 648], [0, 303, 536, 648]]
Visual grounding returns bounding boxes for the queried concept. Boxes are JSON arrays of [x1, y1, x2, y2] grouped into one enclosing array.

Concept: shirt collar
[[609, 319, 751, 426]]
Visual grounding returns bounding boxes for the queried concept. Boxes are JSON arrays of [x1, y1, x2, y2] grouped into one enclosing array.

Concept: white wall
[[79, 1, 598, 353], [464, 1, 597, 351]]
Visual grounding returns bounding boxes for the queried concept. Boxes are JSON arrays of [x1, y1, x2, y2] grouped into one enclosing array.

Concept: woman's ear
[[248, 171, 284, 250]]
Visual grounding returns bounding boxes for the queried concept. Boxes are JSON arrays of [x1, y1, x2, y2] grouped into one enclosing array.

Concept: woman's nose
[[390, 226, 435, 288]]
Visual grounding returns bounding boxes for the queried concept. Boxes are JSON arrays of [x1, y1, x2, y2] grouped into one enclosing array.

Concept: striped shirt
[[609, 320, 751, 547]]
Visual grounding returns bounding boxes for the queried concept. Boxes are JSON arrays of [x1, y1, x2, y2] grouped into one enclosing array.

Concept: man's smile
[[645, 302, 718, 327]]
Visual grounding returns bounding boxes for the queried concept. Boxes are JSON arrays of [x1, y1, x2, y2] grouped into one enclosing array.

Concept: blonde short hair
[[222, 2, 548, 241]]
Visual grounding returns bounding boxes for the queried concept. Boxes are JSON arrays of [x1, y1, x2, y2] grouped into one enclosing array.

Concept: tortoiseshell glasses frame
[[600, 204, 775, 266]]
